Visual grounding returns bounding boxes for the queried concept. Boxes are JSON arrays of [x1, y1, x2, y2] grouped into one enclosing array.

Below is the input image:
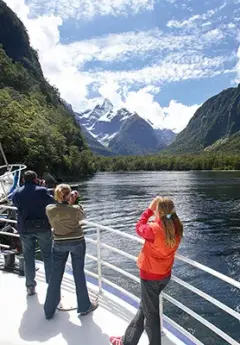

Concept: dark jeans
[[123, 277, 170, 345], [44, 238, 91, 318], [20, 231, 52, 288]]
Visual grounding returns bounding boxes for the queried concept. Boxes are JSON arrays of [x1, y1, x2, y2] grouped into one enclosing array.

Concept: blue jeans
[[20, 231, 52, 288], [44, 238, 91, 318]]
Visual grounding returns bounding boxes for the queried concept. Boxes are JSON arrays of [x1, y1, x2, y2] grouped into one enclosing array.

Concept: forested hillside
[[168, 85, 240, 153], [0, 0, 95, 178]]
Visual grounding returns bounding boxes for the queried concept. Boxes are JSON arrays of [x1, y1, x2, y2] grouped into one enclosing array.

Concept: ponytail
[[161, 213, 183, 247], [156, 196, 183, 247]]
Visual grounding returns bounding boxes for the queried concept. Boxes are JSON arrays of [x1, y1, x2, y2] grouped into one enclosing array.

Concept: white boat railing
[[0, 210, 239, 345], [80, 220, 240, 345], [0, 163, 26, 203]]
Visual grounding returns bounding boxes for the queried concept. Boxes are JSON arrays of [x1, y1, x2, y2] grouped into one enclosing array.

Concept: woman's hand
[[148, 197, 160, 212]]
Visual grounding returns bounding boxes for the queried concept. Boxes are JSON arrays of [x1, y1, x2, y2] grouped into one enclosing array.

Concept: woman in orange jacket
[[110, 196, 183, 345]]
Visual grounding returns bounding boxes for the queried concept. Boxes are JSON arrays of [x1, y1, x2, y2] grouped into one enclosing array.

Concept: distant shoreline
[[94, 169, 240, 173]]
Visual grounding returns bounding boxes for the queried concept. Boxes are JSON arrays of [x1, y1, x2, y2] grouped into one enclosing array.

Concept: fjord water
[[78, 171, 240, 345]]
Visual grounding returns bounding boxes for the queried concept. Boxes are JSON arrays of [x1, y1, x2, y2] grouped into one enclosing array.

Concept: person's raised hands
[[148, 196, 161, 212]]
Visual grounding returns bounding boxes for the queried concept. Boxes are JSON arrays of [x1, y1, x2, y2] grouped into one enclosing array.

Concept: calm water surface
[[76, 171, 240, 345]]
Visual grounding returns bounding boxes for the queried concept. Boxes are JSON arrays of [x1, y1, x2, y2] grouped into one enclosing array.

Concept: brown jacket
[[46, 202, 84, 241]]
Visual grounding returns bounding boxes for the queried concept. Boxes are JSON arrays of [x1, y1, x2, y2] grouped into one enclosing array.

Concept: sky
[[5, 0, 240, 132]]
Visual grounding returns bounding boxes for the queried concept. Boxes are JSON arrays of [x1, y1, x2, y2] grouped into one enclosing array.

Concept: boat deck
[[0, 264, 180, 345]]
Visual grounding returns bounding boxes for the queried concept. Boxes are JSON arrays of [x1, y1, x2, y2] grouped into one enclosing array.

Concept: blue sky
[[6, 0, 240, 132]]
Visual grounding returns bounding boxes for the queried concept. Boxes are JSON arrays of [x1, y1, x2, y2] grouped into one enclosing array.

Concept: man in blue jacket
[[12, 170, 55, 296]]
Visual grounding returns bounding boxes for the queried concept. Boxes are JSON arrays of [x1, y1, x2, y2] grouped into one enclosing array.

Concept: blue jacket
[[12, 183, 55, 233]]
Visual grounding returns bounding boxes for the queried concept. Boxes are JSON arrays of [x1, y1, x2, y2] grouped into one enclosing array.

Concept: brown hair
[[54, 184, 71, 202], [24, 170, 37, 183], [156, 197, 183, 247]]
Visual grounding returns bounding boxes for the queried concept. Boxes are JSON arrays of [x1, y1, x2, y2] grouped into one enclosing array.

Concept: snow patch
[[98, 132, 118, 146]]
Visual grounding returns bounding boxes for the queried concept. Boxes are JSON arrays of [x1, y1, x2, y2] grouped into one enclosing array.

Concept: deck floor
[[0, 262, 178, 345]]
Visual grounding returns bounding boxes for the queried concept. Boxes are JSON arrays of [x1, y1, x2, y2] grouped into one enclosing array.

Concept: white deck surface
[[0, 263, 179, 345]]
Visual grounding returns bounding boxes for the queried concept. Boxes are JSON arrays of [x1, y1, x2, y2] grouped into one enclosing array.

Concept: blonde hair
[[54, 184, 71, 202], [157, 197, 183, 247]]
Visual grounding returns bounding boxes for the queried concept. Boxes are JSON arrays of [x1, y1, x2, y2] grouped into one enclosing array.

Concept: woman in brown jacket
[[44, 184, 98, 319]]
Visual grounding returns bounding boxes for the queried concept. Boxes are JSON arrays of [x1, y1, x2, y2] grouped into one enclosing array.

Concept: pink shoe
[[109, 336, 123, 345]]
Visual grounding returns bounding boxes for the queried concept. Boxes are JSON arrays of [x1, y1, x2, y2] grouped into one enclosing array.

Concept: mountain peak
[[102, 98, 113, 112], [77, 99, 176, 156], [89, 98, 113, 121]]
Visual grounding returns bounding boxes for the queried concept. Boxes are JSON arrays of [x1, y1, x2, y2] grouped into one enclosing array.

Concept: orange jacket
[[137, 221, 181, 276]]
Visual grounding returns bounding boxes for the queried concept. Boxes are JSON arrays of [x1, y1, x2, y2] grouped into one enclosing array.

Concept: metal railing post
[[0, 143, 10, 171], [96, 227, 102, 293], [160, 294, 164, 336]]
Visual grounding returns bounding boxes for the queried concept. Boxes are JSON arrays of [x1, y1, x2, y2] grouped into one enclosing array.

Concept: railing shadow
[[19, 294, 109, 345], [37, 272, 135, 324]]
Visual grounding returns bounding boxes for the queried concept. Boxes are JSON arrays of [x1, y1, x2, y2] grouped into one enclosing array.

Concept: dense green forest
[[0, 1, 95, 178], [95, 153, 240, 172], [168, 85, 240, 153]]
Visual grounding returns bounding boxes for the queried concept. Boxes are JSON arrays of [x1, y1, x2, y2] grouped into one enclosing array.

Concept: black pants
[[122, 277, 170, 345]]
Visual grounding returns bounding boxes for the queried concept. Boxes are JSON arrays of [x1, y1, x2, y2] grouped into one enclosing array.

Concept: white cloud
[[124, 89, 165, 126], [95, 83, 199, 132], [25, 0, 155, 20], [5, 0, 62, 51], [7, 0, 227, 113], [5, 0, 91, 107], [162, 100, 200, 132], [5, 0, 29, 20], [31, 26, 228, 71], [123, 91, 200, 132], [235, 46, 240, 83], [86, 55, 227, 88], [167, 10, 217, 29], [98, 81, 123, 107], [4, 0, 237, 132], [202, 28, 224, 41], [166, 6, 240, 35], [142, 85, 161, 94]]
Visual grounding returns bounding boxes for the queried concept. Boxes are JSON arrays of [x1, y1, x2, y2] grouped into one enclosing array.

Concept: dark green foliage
[[95, 153, 240, 172], [168, 85, 240, 153], [0, 1, 42, 77], [0, 0, 95, 178], [205, 131, 240, 153], [0, 46, 35, 92]]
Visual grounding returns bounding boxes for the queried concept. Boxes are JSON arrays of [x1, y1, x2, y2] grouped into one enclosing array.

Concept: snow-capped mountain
[[76, 99, 176, 156], [80, 99, 113, 126], [76, 99, 137, 146], [63, 100, 115, 156]]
